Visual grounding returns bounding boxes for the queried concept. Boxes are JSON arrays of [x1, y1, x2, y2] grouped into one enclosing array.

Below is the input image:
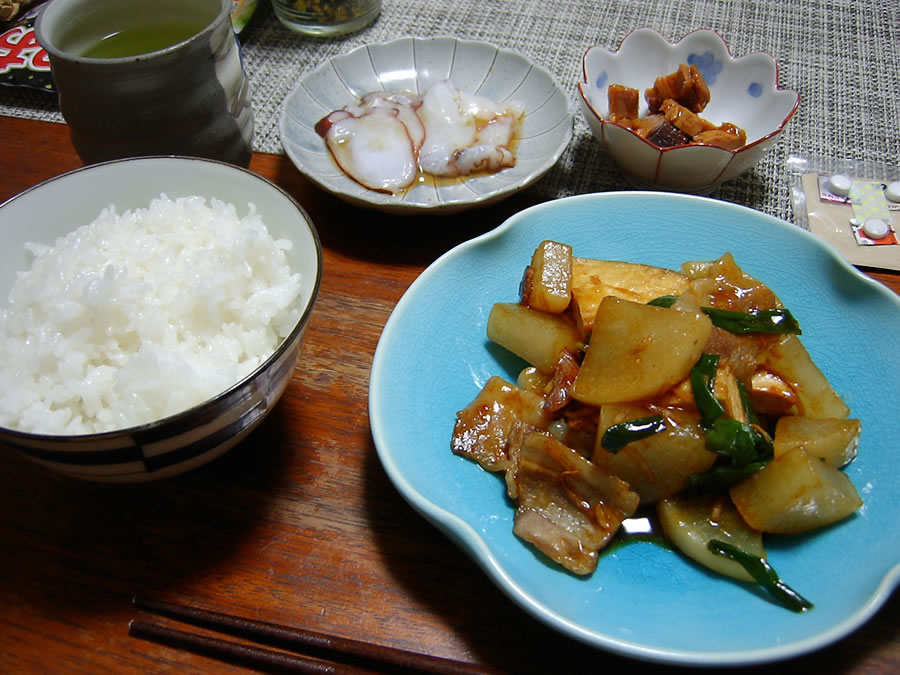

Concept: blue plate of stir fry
[[369, 191, 900, 665]]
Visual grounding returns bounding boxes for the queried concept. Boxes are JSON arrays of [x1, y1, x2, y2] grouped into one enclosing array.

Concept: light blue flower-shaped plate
[[369, 192, 900, 666]]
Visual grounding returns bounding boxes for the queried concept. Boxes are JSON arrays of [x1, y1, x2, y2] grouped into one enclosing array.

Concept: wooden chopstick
[[130, 595, 495, 674], [128, 619, 368, 674]]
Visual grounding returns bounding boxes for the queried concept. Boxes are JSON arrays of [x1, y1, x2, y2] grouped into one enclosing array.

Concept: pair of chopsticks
[[129, 595, 494, 674]]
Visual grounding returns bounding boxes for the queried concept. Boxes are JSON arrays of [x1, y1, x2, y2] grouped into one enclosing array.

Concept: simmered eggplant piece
[[646, 120, 692, 147]]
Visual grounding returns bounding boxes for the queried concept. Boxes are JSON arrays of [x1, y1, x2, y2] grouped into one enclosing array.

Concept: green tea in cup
[[78, 21, 208, 59], [36, 0, 253, 167]]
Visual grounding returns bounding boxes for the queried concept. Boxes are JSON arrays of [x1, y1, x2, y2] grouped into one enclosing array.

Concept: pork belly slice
[[509, 429, 639, 575], [452, 376, 549, 472]]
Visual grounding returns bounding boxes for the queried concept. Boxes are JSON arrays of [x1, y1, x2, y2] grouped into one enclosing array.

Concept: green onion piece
[[736, 378, 759, 426], [690, 353, 724, 428], [701, 307, 802, 335], [706, 418, 773, 465], [647, 295, 678, 308], [753, 422, 774, 461], [601, 415, 667, 452], [648, 298, 801, 335], [684, 461, 768, 495], [706, 418, 757, 465], [708, 539, 813, 612]]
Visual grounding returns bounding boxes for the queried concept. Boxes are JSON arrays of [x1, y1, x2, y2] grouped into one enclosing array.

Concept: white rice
[[0, 194, 303, 435]]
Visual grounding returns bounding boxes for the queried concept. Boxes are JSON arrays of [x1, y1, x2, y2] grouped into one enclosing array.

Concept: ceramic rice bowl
[[0, 157, 321, 482]]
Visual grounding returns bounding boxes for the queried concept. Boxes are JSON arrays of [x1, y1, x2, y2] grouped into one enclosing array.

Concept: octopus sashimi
[[315, 107, 419, 194], [418, 81, 521, 177], [316, 79, 524, 193]]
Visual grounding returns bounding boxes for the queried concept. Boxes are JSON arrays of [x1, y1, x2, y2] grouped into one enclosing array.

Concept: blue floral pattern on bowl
[[687, 51, 722, 84], [577, 28, 799, 193]]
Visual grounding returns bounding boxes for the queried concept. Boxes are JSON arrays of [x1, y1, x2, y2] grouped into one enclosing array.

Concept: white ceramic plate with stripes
[[279, 36, 573, 214]]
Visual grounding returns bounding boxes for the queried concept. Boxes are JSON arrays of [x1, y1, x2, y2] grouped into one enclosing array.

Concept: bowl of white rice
[[0, 156, 321, 482]]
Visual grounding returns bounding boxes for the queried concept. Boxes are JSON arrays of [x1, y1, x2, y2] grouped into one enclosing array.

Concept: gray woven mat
[[2, 0, 898, 223]]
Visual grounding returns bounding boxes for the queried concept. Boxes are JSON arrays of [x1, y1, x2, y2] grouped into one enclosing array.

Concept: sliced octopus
[[316, 80, 524, 194]]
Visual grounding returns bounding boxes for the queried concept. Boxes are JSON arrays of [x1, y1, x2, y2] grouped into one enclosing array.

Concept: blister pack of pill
[[787, 156, 900, 271]]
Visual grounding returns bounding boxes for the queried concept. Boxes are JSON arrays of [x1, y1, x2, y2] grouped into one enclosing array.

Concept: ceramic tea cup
[[36, 0, 253, 167]]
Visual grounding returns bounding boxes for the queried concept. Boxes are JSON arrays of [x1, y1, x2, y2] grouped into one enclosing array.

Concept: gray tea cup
[[36, 0, 253, 167]]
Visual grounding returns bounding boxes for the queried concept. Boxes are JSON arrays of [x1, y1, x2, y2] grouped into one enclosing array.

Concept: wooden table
[[0, 116, 897, 673]]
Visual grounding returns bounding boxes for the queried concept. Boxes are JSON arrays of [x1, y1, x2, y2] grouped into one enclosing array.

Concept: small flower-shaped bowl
[[577, 28, 799, 193]]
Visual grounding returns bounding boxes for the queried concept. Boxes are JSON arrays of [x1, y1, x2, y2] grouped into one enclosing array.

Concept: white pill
[[862, 218, 890, 240], [885, 181, 900, 203], [827, 174, 852, 196]]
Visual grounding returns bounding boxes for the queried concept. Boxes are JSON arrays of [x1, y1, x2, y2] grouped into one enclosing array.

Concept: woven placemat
[[2, 0, 897, 224]]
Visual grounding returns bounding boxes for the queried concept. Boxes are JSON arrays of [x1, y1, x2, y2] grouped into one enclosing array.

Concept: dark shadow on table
[[0, 388, 304, 615]]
